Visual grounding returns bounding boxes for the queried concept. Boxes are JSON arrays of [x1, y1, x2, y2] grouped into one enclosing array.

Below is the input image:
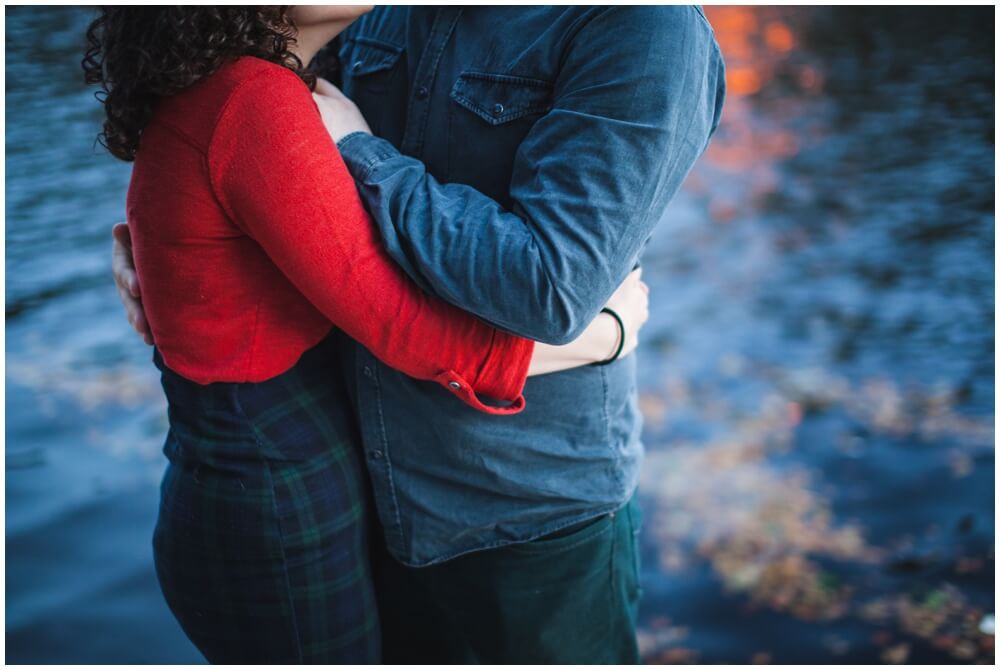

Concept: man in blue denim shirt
[[315, 5, 725, 663]]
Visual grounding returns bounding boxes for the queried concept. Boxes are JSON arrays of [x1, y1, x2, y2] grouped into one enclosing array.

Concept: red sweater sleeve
[[207, 64, 533, 415]]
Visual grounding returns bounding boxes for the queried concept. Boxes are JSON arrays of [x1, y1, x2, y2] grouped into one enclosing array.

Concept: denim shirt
[[325, 6, 725, 566]]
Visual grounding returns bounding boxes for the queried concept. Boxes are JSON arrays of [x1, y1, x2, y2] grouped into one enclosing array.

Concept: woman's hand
[[312, 78, 372, 143], [111, 222, 154, 345], [601, 267, 649, 360], [527, 269, 649, 376]]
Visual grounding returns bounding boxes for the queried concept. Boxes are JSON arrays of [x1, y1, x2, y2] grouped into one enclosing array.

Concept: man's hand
[[312, 77, 372, 144], [111, 222, 153, 345]]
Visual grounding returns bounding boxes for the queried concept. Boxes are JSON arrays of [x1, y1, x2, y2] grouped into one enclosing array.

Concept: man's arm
[[330, 6, 725, 345]]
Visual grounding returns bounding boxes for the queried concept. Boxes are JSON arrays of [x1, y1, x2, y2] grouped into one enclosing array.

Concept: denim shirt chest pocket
[[447, 72, 552, 200], [338, 36, 406, 142]]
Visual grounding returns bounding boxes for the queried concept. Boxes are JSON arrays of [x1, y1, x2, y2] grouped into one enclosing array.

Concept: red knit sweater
[[126, 57, 533, 415]]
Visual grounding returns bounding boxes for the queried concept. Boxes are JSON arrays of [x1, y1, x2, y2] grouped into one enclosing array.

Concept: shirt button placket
[[354, 349, 400, 552], [400, 7, 463, 157]]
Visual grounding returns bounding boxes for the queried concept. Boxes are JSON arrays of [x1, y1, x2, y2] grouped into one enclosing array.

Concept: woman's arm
[[208, 65, 533, 415]]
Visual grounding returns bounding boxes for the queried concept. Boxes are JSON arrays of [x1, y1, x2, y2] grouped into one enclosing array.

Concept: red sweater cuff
[[475, 330, 535, 413], [431, 331, 534, 416]]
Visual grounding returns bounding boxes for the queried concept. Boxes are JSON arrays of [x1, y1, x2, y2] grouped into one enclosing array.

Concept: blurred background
[[5, 5, 994, 664]]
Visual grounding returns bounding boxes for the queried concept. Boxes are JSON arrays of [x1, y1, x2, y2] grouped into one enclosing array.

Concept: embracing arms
[[111, 64, 651, 413], [115, 222, 647, 380], [209, 66, 535, 413], [318, 6, 725, 345]]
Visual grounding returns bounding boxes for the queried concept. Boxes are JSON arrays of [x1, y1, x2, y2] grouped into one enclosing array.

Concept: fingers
[[116, 279, 153, 342], [114, 262, 140, 299], [597, 268, 649, 359], [626, 271, 649, 349], [313, 77, 336, 95], [111, 224, 141, 298], [314, 77, 346, 99], [638, 282, 650, 322], [134, 311, 154, 346], [111, 223, 153, 345], [111, 221, 131, 248], [616, 268, 643, 297]]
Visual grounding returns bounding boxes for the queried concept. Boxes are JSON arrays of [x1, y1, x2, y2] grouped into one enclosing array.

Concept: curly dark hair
[[82, 6, 315, 161]]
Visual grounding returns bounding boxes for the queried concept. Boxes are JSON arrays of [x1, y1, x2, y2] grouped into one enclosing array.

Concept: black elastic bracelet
[[592, 307, 625, 366]]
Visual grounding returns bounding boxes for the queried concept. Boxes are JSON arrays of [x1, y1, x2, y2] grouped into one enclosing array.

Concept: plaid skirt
[[151, 334, 379, 663]]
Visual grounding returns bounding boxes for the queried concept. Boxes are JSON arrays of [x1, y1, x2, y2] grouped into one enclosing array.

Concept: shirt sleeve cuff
[[336, 132, 399, 182]]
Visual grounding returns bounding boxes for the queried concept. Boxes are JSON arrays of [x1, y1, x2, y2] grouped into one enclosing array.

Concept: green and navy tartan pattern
[[151, 334, 379, 663]]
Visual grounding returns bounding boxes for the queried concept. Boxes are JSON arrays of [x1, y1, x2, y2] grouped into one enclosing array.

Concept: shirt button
[[492, 103, 505, 116], [352, 60, 363, 72], [448, 381, 462, 390], [416, 86, 429, 100], [363, 366, 374, 378], [371, 450, 383, 460]]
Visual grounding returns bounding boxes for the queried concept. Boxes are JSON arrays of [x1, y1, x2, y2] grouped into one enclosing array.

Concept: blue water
[[5, 6, 994, 664]]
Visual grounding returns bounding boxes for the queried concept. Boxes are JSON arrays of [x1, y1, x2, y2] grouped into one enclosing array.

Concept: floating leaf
[[881, 642, 911, 664]]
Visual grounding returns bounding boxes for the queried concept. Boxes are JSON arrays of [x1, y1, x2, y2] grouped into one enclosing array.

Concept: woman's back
[[127, 57, 334, 383]]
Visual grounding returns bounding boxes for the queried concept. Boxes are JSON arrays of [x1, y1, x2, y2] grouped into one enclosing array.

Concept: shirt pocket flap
[[339, 37, 403, 77], [450, 71, 553, 126]]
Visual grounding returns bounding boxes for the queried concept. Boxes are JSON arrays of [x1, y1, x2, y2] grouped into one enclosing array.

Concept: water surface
[[5, 6, 994, 664]]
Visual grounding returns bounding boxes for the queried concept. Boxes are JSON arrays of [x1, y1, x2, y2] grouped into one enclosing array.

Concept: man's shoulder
[[579, 5, 713, 36], [561, 5, 718, 72], [340, 5, 409, 44], [338, 6, 711, 52]]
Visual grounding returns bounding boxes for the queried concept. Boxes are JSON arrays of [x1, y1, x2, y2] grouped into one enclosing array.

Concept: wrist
[[580, 310, 619, 365], [591, 308, 625, 366]]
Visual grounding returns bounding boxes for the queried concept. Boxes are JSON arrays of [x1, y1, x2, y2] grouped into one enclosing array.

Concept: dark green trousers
[[372, 495, 643, 664]]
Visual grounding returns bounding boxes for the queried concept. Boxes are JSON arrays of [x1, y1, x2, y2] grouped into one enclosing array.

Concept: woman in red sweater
[[85, 6, 648, 664]]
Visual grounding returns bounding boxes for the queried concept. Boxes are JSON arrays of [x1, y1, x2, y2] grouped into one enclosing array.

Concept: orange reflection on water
[[704, 6, 807, 99], [765, 22, 795, 52], [727, 67, 763, 97], [695, 7, 824, 224]]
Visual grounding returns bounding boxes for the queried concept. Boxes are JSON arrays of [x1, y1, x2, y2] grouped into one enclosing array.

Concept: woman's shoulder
[[208, 56, 310, 105], [158, 57, 309, 139], [176, 56, 306, 109], [170, 56, 313, 147], [220, 56, 306, 85], [190, 56, 315, 144]]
